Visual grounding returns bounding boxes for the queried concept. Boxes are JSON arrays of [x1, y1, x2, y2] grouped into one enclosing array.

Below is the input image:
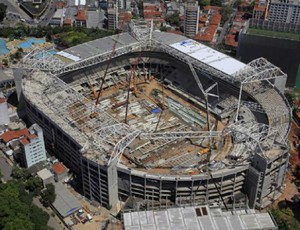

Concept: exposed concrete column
[[107, 159, 119, 208]]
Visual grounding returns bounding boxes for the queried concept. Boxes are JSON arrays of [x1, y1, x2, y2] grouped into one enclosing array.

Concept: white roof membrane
[[170, 39, 246, 75]]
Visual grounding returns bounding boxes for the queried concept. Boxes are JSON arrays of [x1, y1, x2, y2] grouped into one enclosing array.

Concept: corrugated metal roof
[[124, 206, 277, 230]]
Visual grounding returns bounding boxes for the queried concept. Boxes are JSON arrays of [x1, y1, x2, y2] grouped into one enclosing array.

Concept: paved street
[[1, 0, 31, 20], [0, 155, 12, 182]]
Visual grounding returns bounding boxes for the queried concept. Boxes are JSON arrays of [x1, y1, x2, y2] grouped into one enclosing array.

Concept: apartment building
[[269, 0, 300, 24], [20, 124, 47, 168], [184, 0, 200, 37]]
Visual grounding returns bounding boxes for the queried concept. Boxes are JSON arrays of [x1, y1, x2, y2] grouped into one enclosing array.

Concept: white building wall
[[23, 124, 47, 168], [0, 101, 9, 125]]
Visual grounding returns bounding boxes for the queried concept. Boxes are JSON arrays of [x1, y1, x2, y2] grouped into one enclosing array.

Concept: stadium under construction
[[20, 23, 291, 210]]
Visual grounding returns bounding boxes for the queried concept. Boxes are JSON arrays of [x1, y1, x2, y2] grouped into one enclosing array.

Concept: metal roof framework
[[233, 58, 287, 83], [222, 121, 286, 157], [21, 29, 291, 165]]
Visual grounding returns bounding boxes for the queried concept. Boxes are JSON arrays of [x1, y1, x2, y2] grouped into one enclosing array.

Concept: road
[[33, 197, 65, 230], [2, 0, 58, 26], [1, 0, 31, 20], [39, 0, 58, 26], [216, 10, 237, 45]]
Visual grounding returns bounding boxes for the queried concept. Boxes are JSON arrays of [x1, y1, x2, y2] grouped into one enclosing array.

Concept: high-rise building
[[20, 124, 47, 168], [107, 7, 118, 30], [268, 0, 300, 24], [0, 96, 9, 126], [184, 0, 200, 37]]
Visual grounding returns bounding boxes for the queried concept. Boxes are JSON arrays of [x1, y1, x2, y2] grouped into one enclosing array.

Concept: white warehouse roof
[[170, 39, 246, 75], [123, 206, 277, 230]]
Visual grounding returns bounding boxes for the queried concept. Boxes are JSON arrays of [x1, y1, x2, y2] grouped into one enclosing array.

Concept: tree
[[166, 13, 180, 27], [25, 177, 43, 195], [199, 0, 211, 8], [29, 205, 52, 230], [221, 6, 234, 24], [41, 184, 56, 207], [11, 166, 30, 180], [0, 3, 7, 22], [2, 58, 8, 67]]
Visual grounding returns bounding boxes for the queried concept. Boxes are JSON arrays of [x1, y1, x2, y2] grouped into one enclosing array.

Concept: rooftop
[[52, 182, 82, 218], [1, 128, 29, 143], [52, 162, 67, 175], [123, 206, 277, 230], [37, 168, 53, 180]]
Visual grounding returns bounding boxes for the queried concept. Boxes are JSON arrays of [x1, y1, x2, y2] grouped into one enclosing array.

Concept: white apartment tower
[[184, 0, 200, 37], [268, 0, 300, 24], [20, 124, 47, 168], [0, 97, 9, 125]]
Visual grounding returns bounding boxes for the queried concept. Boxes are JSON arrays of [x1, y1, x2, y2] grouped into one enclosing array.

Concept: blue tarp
[[151, 108, 161, 113]]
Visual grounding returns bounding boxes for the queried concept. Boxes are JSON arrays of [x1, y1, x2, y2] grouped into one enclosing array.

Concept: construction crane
[[188, 60, 219, 161], [95, 31, 122, 106], [84, 72, 97, 99], [124, 55, 142, 124]]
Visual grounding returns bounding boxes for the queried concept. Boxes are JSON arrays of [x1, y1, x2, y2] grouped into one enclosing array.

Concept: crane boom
[[95, 33, 121, 105]]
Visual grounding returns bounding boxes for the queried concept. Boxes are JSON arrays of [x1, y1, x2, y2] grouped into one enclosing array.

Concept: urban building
[[107, 7, 118, 30], [37, 168, 54, 187], [52, 162, 68, 182], [19, 124, 47, 168], [184, 0, 200, 37], [268, 0, 300, 24], [123, 206, 278, 230], [253, 0, 269, 20], [0, 97, 9, 126], [194, 6, 222, 43], [21, 29, 291, 210]]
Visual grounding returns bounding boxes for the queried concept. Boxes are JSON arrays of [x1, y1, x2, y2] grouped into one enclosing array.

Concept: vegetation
[[166, 13, 180, 27], [11, 166, 31, 180], [210, 0, 222, 6], [270, 207, 300, 230], [0, 180, 52, 230], [0, 3, 7, 22], [247, 28, 300, 41], [221, 6, 234, 24], [40, 184, 56, 207], [198, 0, 211, 8], [0, 26, 114, 49]]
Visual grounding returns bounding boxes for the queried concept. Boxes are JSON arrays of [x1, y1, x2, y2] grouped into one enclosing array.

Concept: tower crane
[[124, 54, 142, 124], [187, 60, 219, 161], [95, 31, 122, 106]]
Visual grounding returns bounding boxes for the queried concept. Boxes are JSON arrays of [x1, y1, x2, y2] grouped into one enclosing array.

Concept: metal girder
[[108, 130, 141, 165], [54, 42, 142, 75], [222, 121, 285, 155], [140, 131, 220, 140], [234, 57, 287, 83], [94, 123, 132, 145], [21, 48, 65, 72]]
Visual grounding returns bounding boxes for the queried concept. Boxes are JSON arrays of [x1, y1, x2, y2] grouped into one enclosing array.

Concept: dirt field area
[[272, 121, 300, 206]]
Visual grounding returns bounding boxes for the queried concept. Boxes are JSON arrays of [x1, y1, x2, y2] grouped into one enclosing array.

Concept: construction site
[[20, 21, 291, 212]]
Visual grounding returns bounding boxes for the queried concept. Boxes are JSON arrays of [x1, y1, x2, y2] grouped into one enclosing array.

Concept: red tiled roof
[[56, 1, 65, 8], [1, 129, 29, 143], [20, 137, 30, 145], [76, 9, 86, 21], [210, 13, 221, 25], [64, 18, 72, 25], [52, 162, 67, 175], [194, 25, 218, 42]]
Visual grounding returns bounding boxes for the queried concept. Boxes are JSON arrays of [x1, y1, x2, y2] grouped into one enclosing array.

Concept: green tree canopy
[[11, 166, 30, 180], [0, 180, 52, 230], [41, 184, 56, 207]]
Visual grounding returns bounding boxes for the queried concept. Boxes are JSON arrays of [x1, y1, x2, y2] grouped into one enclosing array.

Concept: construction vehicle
[[197, 148, 210, 156]]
